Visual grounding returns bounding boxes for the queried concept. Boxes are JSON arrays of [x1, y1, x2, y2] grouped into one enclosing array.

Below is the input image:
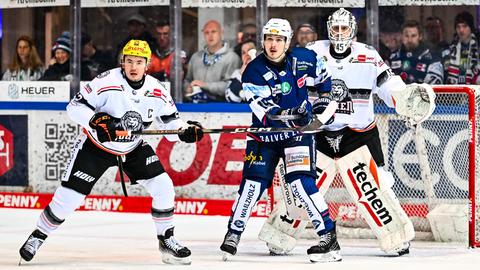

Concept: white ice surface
[[1, 208, 479, 270]]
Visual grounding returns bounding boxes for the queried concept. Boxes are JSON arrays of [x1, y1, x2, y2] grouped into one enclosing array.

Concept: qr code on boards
[[45, 123, 80, 181]]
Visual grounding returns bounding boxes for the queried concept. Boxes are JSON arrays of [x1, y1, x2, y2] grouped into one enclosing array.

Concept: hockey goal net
[[268, 85, 480, 247]]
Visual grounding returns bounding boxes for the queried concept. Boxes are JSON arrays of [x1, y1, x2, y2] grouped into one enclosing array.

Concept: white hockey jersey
[[307, 40, 406, 131], [66, 67, 184, 155]]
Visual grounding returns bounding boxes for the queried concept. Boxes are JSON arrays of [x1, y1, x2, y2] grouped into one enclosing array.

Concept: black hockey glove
[[178, 120, 204, 143], [312, 97, 335, 125], [283, 100, 312, 128], [89, 112, 122, 142]]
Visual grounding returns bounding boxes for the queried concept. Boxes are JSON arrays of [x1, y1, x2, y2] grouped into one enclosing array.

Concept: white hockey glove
[[392, 83, 436, 125]]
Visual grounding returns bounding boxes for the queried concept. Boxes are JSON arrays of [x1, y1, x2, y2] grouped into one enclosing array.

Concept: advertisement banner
[[81, 0, 168, 7], [0, 0, 68, 8], [379, 0, 477, 5], [0, 115, 28, 186], [0, 81, 70, 102], [268, 0, 364, 7], [182, 0, 256, 7]]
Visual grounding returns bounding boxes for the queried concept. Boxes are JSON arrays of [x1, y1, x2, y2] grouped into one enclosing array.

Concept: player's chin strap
[[117, 155, 128, 197]]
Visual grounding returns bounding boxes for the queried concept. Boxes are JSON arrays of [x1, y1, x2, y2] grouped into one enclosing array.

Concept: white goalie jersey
[[66, 67, 184, 155], [307, 40, 406, 131]]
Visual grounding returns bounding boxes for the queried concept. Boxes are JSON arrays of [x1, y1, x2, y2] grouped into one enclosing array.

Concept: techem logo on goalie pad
[[347, 162, 392, 226]]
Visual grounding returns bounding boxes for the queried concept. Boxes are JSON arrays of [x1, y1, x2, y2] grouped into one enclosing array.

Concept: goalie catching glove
[[178, 120, 204, 143], [392, 83, 436, 125], [89, 112, 123, 142]]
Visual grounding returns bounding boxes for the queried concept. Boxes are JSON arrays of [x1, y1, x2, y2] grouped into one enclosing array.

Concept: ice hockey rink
[[1, 208, 479, 270]]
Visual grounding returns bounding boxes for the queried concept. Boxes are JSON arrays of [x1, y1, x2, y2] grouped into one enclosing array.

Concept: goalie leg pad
[[336, 145, 414, 252], [258, 199, 308, 255], [315, 151, 337, 196]]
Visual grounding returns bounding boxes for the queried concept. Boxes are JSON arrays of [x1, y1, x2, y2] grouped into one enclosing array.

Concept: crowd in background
[[2, 10, 480, 103]]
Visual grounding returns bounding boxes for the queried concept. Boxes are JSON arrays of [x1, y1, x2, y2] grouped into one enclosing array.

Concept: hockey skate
[[220, 230, 241, 261], [158, 228, 191, 265], [19, 229, 47, 264], [307, 228, 342, 263], [390, 241, 410, 256]]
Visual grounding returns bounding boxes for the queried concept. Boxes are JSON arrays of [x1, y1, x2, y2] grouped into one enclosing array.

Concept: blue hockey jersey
[[242, 47, 331, 142]]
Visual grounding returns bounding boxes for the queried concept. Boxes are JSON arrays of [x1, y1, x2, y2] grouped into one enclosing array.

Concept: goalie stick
[[116, 101, 338, 137]]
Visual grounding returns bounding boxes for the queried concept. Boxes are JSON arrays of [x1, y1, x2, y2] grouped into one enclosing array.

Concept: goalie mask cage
[[268, 85, 480, 248]]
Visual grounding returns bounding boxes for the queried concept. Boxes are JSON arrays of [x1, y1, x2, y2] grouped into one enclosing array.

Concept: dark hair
[[296, 23, 316, 33], [454, 11, 476, 31], [156, 20, 170, 28], [402, 20, 423, 36]]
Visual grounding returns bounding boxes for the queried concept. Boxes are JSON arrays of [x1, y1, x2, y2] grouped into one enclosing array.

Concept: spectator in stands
[[389, 20, 443, 84], [184, 20, 241, 102], [294, 23, 317, 48], [40, 32, 72, 81], [425, 16, 449, 58], [148, 20, 187, 81], [2, 35, 44, 81], [225, 40, 256, 103], [81, 32, 115, 80], [234, 23, 257, 57], [444, 11, 480, 84], [116, 14, 156, 63]]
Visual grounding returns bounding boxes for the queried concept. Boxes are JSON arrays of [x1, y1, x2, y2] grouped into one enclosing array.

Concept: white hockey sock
[[37, 186, 86, 235], [138, 173, 175, 236]]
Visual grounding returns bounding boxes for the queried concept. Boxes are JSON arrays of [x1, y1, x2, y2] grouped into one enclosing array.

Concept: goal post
[[267, 85, 480, 248]]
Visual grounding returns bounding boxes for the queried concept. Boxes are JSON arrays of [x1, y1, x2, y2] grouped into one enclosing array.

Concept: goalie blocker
[[260, 145, 414, 255]]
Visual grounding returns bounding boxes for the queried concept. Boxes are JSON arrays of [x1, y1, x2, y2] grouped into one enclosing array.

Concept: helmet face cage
[[327, 8, 357, 53], [261, 18, 293, 51]]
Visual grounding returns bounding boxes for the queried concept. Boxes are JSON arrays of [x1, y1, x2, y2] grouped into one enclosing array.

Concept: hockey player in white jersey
[[19, 40, 203, 265], [259, 8, 435, 256]]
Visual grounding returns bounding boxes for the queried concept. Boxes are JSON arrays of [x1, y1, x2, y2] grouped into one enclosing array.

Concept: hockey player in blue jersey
[[219, 18, 341, 263]]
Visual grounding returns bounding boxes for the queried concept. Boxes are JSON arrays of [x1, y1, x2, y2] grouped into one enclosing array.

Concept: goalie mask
[[327, 8, 357, 54], [262, 18, 293, 62]]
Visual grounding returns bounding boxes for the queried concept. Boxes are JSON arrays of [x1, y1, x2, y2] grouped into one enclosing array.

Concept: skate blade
[[222, 251, 232, 261], [161, 253, 191, 265], [309, 250, 342, 263], [18, 257, 23, 266]]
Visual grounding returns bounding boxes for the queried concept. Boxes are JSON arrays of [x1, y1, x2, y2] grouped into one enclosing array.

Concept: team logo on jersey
[[121, 111, 143, 132], [331, 79, 354, 114], [331, 79, 349, 101], [402, 60, 411, 70]]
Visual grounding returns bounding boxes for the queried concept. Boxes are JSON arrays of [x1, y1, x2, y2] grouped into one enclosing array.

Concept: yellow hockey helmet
[[122, 39, 151, 62]]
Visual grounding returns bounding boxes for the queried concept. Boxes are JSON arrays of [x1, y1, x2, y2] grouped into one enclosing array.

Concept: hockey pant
[[36, 135, 176, 237]]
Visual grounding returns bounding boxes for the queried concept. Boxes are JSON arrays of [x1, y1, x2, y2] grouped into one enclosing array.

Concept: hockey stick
[[116, 101, 337, 137]]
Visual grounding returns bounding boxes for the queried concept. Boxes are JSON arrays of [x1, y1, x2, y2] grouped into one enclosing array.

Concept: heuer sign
[[0, 81, 70, 102]]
